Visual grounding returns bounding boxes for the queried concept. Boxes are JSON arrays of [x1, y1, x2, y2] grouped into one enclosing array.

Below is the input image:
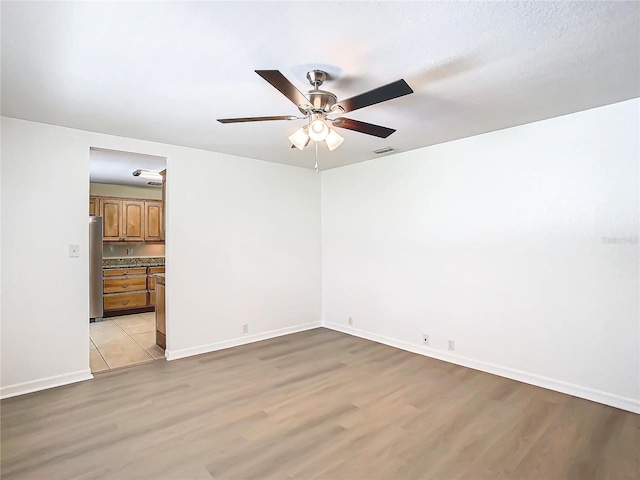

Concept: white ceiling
[[89, 148, 166, 187], [2, 1, 639, 171]]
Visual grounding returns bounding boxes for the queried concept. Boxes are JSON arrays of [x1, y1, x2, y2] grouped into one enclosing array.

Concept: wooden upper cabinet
[[92, 195, 163, 243], [100, 198, 123, 241], [144, 201, 163, 241], [89, 196, 100, 216], [122, 200, 145, 242]]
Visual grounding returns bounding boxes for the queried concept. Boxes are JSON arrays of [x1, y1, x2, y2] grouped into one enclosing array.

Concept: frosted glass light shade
[[289, 126, 309, 150], [325, 128, 344, 151], [309, 119, 329, 141], [133, 169, 163, 181]]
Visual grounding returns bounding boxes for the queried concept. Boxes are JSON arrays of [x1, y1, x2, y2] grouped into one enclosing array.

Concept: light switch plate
[[69, 244, 80, 258]]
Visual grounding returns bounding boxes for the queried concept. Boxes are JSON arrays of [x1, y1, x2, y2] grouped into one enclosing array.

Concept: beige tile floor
[[90, 313, 164, 373]]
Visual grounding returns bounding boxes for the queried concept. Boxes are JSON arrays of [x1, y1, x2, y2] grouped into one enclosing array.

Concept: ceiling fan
[[217, 70, 413, 151]]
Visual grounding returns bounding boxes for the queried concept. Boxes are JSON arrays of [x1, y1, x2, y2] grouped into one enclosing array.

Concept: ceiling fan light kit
[[308, 114, 330, 141], [217, 68, 414, 163], [325, 128, 344, 151], [289, 126, 310, 150]]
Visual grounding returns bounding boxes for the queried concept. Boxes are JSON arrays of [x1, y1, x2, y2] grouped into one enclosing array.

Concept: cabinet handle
[[122, 299, 129, 305], [122, 283, 129, 287], [122, 271, 128, 275]]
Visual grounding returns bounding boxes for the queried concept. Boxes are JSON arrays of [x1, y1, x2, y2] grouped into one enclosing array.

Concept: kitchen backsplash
[[103, 244, 165, 258]]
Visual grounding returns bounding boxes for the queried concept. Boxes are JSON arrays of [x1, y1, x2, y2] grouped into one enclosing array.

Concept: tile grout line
[[90, 337, 111, 372], [115, 315, 159, 362]]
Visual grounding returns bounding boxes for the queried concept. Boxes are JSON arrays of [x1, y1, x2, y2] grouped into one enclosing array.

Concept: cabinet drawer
[[104, 291, 148, 311], [148, 267, 165, 274], [103, 276, 147, 293], [104, 267, 147, 277]]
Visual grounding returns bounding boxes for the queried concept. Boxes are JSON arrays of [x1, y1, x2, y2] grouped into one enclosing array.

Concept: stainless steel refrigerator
[[89, 216, 103, 322]]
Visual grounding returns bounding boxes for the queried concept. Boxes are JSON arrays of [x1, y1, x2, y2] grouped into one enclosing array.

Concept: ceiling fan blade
[[335, 79, 413, 113], [255, 70, 311, 109], [332, 117, 396, 138], [217, 115, 297, 124]]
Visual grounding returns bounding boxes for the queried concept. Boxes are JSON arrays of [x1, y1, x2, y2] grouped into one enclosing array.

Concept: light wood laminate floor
[[2, 328, 638, 479]]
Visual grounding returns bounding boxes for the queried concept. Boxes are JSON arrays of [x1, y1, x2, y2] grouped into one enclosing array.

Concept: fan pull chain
[[314, 141, 319, 173]]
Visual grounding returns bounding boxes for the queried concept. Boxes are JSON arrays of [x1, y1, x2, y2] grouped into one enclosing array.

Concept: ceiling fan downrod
[[306, 70, 326, 89]]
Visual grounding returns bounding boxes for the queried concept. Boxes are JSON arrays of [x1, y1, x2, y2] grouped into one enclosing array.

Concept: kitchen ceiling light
[[132, 169, 163, 181], [288, 126, 310, 150], [325, 129, 344, 151]]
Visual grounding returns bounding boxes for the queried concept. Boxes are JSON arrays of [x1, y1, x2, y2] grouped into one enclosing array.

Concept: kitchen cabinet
[[103, 266, 149, 316], [103, 266, 165, 316], [92, 196, 161, 243], [100, 198, 123, 241], [144, 201, 163, 241], [155, 274, 166, 349], [147, 266, 165, 305], [89, 196, 100, 216], [103, 275, 147, 294], [104, 291, 148, 311], [122, 200, 145, 242]]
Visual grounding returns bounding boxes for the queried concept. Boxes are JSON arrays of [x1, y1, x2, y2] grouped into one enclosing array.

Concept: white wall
[[322, 99, 640, 412], [0, 117, 322, 397], [1, 119, 93, 394], [165, 148, 322, 358]]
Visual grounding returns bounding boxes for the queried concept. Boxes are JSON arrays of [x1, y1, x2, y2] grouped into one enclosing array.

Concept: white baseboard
[[165, 321, 322, 361], [0, 370, 93, 400], [324, 322, 640, 414]]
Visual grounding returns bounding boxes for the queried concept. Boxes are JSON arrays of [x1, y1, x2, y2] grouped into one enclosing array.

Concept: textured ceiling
[[2, 1, 639, 173]]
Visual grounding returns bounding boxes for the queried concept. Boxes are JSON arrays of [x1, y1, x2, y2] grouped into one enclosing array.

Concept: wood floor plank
[[1, 328, 637, 479]]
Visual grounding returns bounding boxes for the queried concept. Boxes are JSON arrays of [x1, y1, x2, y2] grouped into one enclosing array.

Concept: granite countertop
[[152, 273, 166, 279], [103, 256, 165, 268]]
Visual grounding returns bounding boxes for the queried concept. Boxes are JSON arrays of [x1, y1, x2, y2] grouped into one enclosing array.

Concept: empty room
[[1, 1, 638, 479]]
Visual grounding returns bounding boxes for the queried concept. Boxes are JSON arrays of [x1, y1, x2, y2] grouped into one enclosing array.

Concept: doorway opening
[[88, 147, 167, 373]]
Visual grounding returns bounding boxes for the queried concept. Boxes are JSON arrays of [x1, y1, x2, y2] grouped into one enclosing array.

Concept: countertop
[[103, 256, 165, 269]]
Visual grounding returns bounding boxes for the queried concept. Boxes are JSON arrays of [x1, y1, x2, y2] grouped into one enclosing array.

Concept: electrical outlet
[[127, 248, 135, 255], [422, 335, 429, 345], [242, 324, 249, 334], [448, 339, 455, 351], [348, 317, 353, 326]]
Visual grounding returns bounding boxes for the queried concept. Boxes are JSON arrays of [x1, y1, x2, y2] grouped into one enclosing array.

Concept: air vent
[[373, 146, 395, 155]]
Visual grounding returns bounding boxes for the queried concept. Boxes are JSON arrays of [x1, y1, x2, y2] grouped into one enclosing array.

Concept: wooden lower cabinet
[[147, 267, 165, 307], [104, 267, 147, 277], [104, 291, 148, 311], [155, 276, 166, 349], [103, 265, 164, 316], [103, 275, 146, 294]]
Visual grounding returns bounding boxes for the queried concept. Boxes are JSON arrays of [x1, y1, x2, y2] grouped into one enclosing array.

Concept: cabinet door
[[144, 201, 163, 241], [89, 196, 100, 216], [100, 198, 122, 241], [122, 200, 145, 241]]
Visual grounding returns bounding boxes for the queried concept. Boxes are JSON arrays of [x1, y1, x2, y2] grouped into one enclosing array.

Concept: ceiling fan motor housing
[[302, 90, 337, 114], [297, 70, 338, 114]]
